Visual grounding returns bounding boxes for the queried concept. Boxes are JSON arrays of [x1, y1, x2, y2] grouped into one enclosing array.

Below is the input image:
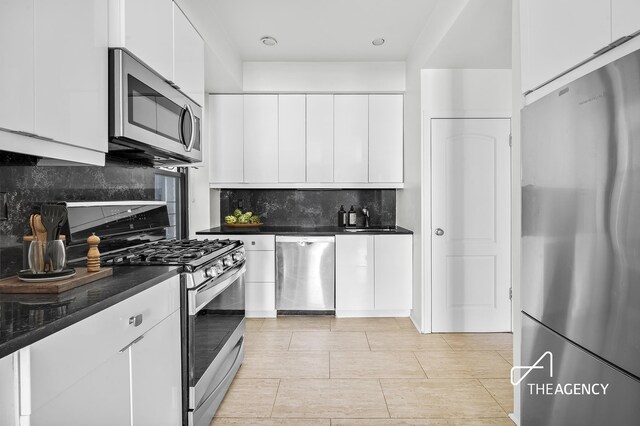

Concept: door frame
[[422, 116, 513, 333]]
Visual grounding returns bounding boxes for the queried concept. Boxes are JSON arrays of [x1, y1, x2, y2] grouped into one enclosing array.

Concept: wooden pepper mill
[[87, 233, 101, 273]]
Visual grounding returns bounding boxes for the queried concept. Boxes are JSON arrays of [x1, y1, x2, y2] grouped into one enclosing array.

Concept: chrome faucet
[[362, 207, 370, 228]]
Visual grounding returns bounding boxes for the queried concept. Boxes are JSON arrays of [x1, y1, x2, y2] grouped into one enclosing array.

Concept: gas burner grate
[[100, 238, 238, 267]]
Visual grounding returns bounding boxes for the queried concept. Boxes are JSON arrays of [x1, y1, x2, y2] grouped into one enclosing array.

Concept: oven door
[[185, 263, 246, 426]]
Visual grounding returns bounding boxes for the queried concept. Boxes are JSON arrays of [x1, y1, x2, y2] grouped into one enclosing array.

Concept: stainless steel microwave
[[109, 48, 202, 165]]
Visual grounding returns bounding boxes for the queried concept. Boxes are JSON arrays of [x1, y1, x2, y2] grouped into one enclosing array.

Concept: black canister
[[347, 206, 357, 227]]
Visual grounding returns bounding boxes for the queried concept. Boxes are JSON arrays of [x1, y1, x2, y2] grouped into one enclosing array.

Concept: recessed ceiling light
[[260, 36, 278, 46], [372, 38, 385, 46]]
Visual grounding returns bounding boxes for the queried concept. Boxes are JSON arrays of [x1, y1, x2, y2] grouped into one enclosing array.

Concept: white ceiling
[[180, 0, 440, 62]]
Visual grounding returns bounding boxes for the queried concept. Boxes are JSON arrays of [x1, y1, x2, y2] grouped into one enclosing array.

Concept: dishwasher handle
[[275, 236, 335, 244]]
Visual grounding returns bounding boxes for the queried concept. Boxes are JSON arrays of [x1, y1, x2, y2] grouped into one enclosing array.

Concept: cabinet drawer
[[29, 275, 180, 411], [245, 251, 275, 282], [227, 234, 275, 251], [246, 282, 275, 312]]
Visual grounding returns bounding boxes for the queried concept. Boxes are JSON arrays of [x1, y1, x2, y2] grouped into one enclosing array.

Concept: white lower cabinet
[[20, 276, 181, 426], [336, 234, 412, 316], [0, 354, 18, 426], [130, 310, 182, 426], [336, 235, 375, 311]]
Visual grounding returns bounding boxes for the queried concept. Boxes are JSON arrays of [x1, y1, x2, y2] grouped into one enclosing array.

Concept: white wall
[[398, 0, 471, 333], [242, 62, 406, 92]]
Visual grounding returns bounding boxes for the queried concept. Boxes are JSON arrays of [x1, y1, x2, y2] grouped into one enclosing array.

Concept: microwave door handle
[[178, 106, 188, 148], [185, 104, 196, 152]]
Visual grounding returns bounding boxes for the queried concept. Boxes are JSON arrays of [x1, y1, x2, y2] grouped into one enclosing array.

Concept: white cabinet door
[[30, 350, 131, 426], [306, 95, 334, 182], [245, 251, 276, 282], [130, 310, 182, 426], [0, 0, 34, 134], [334, 95, 369, 183], [0, 354, 17, 426], [116, 0, 174, 81], [369, 94, 403, 183], [336, 235, 374, 310], [612, 0, 640, 40], [244, 95, 279, 183], [246, 282, 276, 313], [374, 235, 412, 310], [210, 95, 244, 183], [173, 3, 204, 106], [34, 0, 108, 153], [521, 0, 610, 92], [279, 95, 306, 182]]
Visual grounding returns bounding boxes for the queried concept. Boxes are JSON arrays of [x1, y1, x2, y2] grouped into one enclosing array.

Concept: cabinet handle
[[129, 314, 143, 327], [119, 335, 145, 352]]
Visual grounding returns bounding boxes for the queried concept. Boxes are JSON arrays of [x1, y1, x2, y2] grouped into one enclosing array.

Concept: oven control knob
[[232, 251, 244, 262], [223, 256, 233, 267], [215, 261, 224, 273], [204, 267, 217, 279]]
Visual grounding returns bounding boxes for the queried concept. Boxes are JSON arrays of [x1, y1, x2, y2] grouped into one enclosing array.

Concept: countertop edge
[[196, 226, 414, 236], [0, 268, 180, 359]]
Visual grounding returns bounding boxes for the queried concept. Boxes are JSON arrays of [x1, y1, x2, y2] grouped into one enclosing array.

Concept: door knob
[[435, 228, 444, 236]]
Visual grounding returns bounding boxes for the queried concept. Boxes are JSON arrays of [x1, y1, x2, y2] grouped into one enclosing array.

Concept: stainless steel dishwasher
[[275, 236, 335, 312]]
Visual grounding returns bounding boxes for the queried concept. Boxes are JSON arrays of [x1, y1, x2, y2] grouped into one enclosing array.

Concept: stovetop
[[100, 238, 242, 271]]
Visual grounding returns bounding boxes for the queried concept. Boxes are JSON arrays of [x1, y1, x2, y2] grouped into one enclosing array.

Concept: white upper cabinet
[[209, 93, 403, 188], [612, 0, 640, 40], [173, 3, 204, 106], [0, 0, 108, 165], [244, 95, 279, 183], [278, 95, 306, 183], [35, 0, 108, 154], [521, 0, 611, 92], [0, 0, 34, 134], [306, 95, 334, 183], [369, 94, 403, 183], [334, 95, 369, 183], [210, 95, 243, 183], [110, 0, 174, 81]]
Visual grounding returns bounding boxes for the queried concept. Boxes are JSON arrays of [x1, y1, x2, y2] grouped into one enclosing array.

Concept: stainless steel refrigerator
[[521, 48, 640, 424]]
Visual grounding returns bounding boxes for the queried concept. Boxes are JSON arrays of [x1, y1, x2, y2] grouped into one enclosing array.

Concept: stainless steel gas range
[[63, 201, 246, 426]]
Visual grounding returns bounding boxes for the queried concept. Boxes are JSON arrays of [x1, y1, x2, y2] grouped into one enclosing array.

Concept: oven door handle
[[189, 263, 246, 315]]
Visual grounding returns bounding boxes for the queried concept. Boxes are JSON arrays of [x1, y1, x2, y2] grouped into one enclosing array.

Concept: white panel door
[[244, 95, 279, 183], [369, 94, 403, 183], [173, 4, 204, 106], [431, 119, 511, 332], [374, 235, 412, 310], [520, 0, 610, 92], [612, 0, 640, 40], [279, 95, 306, 182], [246, 282, 276, 313], [336, 235, 374, 310], [123, 0, 173, 80], [245, 251, 276, 282], [209, 95, 243, 183], [130, 310, 182, 426], [34, 0, 108, 153], [30, 350, 131, 426], [306, 95, 334, 182], [0, 0, 34, 134], [0, 354, 17, 426], [334, 95, 368, 183]]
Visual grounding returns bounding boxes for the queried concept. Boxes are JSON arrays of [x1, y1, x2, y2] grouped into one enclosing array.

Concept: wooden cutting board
[[0, 268, 113, 294]]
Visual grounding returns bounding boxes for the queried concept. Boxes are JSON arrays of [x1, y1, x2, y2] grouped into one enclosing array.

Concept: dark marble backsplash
[[0, 152, 157, 278], [220, 189, 396, 227]]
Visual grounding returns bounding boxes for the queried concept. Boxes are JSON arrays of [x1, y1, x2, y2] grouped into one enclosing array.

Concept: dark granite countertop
[[196, 225, 413, 236], [0, 266, 180, 359]]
